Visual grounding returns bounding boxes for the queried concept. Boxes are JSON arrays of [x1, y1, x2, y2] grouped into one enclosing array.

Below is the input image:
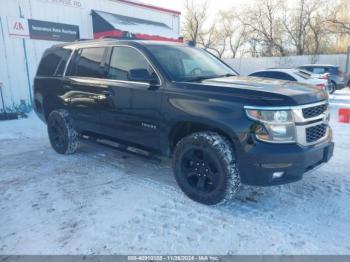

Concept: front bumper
[[237, 135, 334, 186]]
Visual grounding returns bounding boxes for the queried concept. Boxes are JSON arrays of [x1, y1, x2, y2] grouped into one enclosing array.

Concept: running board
[[81, 135, 161, 162]]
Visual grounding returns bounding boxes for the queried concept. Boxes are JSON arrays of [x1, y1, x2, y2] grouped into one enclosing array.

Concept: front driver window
[[146, 45, 236, 82], [107, 46, 158, 83]]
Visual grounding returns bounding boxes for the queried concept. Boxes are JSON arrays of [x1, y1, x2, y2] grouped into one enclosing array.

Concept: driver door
[[100, 45, 163, 151]]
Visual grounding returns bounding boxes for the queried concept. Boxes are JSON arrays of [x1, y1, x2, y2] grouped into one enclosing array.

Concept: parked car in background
[[298, 64, 350, 94], [248, 68, 329, 92]]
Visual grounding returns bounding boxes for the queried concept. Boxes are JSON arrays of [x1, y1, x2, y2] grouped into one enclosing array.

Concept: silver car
[[298, 64, 350, 94]]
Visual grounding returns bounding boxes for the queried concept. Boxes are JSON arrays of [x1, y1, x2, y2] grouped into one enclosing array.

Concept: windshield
[[146, 45, 237, 82]]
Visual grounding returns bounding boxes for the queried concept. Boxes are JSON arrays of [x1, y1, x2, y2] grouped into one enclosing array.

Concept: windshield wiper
[[186, 75, 219, 82], [216, 73, 236, 78], [186, 73, 236, 82]]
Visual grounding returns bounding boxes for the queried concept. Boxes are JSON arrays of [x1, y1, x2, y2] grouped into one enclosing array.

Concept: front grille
[[302, 103, 328, 119], [306, 124, 327, 143]]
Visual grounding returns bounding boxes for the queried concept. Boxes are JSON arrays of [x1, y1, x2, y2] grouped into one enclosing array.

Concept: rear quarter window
[[295, 70, 311, 79], [68, 47, 106, 78], [37, 48, 72, 77]]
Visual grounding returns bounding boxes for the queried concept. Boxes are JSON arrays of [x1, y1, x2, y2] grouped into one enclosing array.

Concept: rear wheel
[[47, 109, 79, 154], [328, 82, 336, 94], [173, 132, 240, 205]]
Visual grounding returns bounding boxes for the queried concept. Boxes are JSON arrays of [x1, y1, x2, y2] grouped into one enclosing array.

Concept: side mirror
[[128, 69, 159, 85]]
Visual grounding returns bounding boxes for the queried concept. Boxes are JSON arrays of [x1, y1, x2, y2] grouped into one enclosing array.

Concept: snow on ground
[[0, 112, 46, 140], [0, 90, 350, 255]]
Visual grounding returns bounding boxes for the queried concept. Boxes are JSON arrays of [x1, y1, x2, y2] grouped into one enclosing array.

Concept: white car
[[248, 68, 329, 92]]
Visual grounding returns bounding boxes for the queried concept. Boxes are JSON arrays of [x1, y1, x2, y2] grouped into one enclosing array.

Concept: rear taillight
[[316, 83, 326, 90], [322, 73, 329, 80], [338, 70, 345, 78]]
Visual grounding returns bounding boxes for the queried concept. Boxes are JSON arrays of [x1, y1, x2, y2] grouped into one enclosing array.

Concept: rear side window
[[250, 72, 267, 77], [312, 67, 326, 74], [250, 71, 296, 81], [55, 49, 72, 76], [328, 67, 339, 74], [270, 72, 296, 81], [37, 48, 71, 77], [69, 47, 106, 78]]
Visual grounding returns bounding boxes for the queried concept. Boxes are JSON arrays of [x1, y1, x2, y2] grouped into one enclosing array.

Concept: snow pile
[[0, 93, 349, 255]]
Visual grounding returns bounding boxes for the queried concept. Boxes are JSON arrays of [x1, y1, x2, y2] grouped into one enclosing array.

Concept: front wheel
[[47, 109, 79, 154], [173, 132, 240, 205]]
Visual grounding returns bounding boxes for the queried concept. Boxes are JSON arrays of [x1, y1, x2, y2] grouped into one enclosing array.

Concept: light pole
[[0, 82, 5, 114], [346, 46, 350, 73]]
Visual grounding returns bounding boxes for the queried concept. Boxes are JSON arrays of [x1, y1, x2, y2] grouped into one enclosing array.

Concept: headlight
[[245, 109, 296, 143]]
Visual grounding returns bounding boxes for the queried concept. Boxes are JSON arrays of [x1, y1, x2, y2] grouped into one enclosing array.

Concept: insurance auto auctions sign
[[7, 17, 79, 41], [28, 19, 80, 41], [7, 17, 30, 38]]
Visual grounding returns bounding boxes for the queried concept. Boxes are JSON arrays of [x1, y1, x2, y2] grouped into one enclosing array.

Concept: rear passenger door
[[64, 47, 111, 132]]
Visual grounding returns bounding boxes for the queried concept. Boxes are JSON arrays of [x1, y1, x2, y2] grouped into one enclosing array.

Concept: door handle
[[102, 90, 112, 96], [93, 94, 107, 101]]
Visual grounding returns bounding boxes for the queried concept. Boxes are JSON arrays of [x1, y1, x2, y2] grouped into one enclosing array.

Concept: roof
[[56, 39, 185, 49], [251, 68, 320, 76], [300, 64, 339, 68], [255, 68, 300, 73]]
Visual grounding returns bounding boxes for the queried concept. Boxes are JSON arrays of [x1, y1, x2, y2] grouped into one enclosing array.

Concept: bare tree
[[182, 0, 348, 57], [282, 0, 323, 55], [308, 12, 329, 55], [242, 0, 286, 57], [219, 11, 247, 58], [198, 11, 247, 58], [198, 22, 226, 58], [326, 0, 350, 35], [182, 0, 210, 46]]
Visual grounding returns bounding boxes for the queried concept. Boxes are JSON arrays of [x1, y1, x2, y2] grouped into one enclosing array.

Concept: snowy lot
[[0, 90, 350, 255]]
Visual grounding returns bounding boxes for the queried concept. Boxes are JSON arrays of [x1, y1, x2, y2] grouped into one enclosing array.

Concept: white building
[[0, 0, 181, 112]]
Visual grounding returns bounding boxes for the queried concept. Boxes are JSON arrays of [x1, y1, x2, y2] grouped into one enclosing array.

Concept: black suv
[[34, 40, 334, 205]]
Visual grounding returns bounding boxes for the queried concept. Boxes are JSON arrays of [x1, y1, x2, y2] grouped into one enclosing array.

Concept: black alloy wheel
[[181, 148, 220, 193], [173, 132, 241, 205], [47, 110, 79, 154]]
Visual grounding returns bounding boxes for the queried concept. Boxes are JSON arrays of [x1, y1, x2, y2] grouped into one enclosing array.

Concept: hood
[[179, 76, 328, 106]]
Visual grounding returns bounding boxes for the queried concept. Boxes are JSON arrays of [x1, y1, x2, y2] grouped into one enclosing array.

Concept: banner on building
[[28, 19, 80, 41]]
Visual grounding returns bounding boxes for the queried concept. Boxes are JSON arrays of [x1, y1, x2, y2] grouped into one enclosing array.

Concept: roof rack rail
[[100, 36, 149, 40], [75, 38, 93, 41]]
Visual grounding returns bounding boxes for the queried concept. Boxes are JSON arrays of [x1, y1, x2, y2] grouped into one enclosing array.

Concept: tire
[[173, 131, 240, 205], [47, 109, 79, 154], [328, 82, 336, 94]]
